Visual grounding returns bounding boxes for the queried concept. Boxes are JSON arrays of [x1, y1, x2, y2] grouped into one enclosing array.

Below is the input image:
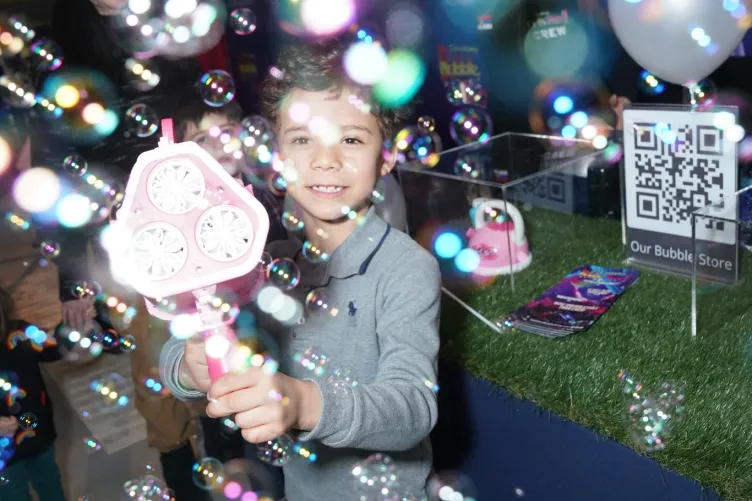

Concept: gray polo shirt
[[160, 206, 441, 501]]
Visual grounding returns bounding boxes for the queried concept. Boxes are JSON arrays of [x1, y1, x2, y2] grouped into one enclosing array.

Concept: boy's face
[[278, 87, 392, 223], [183, 113, 244, 178]]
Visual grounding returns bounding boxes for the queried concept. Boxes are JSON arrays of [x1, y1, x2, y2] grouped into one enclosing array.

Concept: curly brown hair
[[260, 37, 408, 141]]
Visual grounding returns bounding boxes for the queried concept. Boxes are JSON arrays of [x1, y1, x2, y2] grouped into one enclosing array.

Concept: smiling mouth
[[309, 185, 345, 193], [307, 185, 348, 198]]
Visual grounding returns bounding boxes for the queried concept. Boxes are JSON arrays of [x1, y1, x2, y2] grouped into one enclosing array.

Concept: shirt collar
[[296, 206, 391, 287]]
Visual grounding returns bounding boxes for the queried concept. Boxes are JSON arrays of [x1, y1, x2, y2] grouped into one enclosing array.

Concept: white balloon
[[608, 0, 748, 85]]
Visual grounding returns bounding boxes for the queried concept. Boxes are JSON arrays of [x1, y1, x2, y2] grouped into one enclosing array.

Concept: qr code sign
[[624, 108, 737, 245]]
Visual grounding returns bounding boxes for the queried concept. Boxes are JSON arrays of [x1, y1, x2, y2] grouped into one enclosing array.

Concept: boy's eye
[[292, 136, 311, 145], [343, 137, 364, 145], [195, 136, 209, 145]]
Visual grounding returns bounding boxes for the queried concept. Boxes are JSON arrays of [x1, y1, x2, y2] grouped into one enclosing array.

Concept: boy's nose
[[311, 146, 342, 171]]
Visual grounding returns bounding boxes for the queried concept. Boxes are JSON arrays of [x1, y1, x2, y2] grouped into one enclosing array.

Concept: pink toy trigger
[[161, 118, 175, 144]]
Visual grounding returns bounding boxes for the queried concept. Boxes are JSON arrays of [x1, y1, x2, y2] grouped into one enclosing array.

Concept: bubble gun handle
[[204, 326, 237, 382]]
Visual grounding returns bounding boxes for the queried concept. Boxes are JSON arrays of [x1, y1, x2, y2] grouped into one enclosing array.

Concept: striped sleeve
[[159, 335, 206, 401]]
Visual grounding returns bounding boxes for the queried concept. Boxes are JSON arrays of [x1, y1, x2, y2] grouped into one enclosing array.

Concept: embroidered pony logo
[[348, 301, 357, 317]]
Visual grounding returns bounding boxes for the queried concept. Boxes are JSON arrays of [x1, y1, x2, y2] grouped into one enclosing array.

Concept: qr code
[[511, 150, 596, 214], [624, 109, 737, 245]]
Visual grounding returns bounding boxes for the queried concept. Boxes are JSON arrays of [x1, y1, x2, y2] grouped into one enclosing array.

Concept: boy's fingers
[[207, 369, 263, 401], [206, 385, 266, 418], [241, 425, 285, 444], [233, 406, 270, 430]]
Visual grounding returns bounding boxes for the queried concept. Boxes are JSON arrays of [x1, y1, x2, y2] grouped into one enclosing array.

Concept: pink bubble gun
[[108, 118, 270, 381]]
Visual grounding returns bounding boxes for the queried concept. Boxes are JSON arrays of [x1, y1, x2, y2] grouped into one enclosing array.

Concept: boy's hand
[[206, 368, 322, 443], [180, 336, 212, 393], [0, 416, 18, 436], [609, 94, 632, 131]]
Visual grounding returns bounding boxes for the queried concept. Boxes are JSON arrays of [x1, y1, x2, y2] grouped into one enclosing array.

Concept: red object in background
[[199, 36, 231, 74]]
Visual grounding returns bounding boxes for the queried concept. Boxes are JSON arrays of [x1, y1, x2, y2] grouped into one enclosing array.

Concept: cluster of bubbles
[[193, 458, 277, 501], [12, 158, 123, 231], [383, 122, 442, 170], [112, 0, 227, 60], [446, 78, 492, 147], [89, 373, 130, 408], [123, 467, 175, 501], [619, 370, 685, 453], [350, 454, 477, 501], [4, 211, 31, 231]]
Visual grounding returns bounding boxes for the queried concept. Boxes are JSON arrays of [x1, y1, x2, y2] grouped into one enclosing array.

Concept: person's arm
[[9, 321, 63, 363], [296, 250, 441, 451], [159, 334, 206, 401]]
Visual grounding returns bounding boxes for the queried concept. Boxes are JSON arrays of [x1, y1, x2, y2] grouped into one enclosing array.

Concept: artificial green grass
[[439, 208, 752, 501]]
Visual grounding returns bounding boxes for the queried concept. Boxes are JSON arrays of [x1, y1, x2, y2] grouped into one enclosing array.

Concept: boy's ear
[[379, 152, 396, 177]]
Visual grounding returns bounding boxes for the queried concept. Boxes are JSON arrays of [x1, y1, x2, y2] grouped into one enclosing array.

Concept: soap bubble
[[688, 80, 715, 110], [30, 38, 63, 71], [637, 70, 664, 97], [446, 78, 485, 106], [275, 0, 306, 36], [125, 58, 161, 91], [18, 412, 38, 430], [71, 280, 94, 299], [417, 116, 436, 133], [257, 435, 293, 466], [450, 107, 492, 145], [0, 73, 36, 108], [239, 115, 277, 181], [326, 367, 358, 395], [305, 288, 333, 315], [259, 252, 273, 271], [657, 381, 685, 417], [192, 457, 226, 491], [293, 441, 317, 462], [200, 70, 236, 107], [82, 437, 102, 452], [618, 369, 643, 400], [268, 172, 287, 196], [38, 69, 120, 144], [369, 176, 388, 204], [266, 258, 300, 290], [453, 154, 482, 179], [120, 334, 137, 352], [124, 103, 159, 138], [8, 15, 35, 42], [293, 346, 329, 376], [352, 453, 399, 498], [384, 126, 441, 169], [101, 329, 120, 350], [281, 205, 304, 232], [63, 154, 88, 177], [427, 471, 478, 501], [230, 8, 257, 35], [39, 240, 61, 259], [301, 240, 329, 264]]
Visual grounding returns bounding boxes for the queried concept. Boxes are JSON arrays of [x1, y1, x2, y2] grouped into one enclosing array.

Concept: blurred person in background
[[0, 287, 66, 501]]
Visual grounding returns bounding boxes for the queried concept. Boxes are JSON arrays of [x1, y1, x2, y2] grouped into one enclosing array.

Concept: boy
[[172, 100, 286, 243], [134, 100, 286, 500], [160, 38, 441, 500]]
